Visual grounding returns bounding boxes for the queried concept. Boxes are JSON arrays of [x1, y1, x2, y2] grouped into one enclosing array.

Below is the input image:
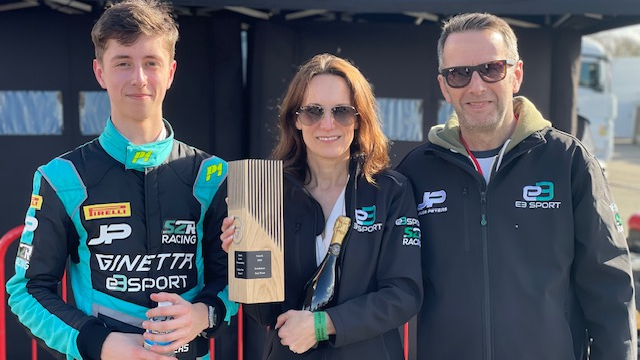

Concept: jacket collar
[[98, 118, 175, 171], [427, 96, 552, 155]]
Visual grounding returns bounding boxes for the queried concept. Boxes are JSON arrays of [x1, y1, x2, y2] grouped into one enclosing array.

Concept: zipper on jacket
[[480, 190, 492, 360], [480, 191, 488, 227], [463, 187, 471, 252], [144, 167, 152, 251]]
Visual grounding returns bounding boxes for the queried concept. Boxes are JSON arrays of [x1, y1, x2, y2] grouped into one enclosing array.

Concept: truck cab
[[577, 37, 617, 169]]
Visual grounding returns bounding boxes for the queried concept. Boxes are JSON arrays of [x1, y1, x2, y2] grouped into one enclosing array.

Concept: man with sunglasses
[[397, 12, 636, 360]]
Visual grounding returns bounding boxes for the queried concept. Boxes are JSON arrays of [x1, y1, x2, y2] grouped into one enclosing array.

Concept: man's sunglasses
[[296, 105, 359, 126], [440, 59, 516, 88]]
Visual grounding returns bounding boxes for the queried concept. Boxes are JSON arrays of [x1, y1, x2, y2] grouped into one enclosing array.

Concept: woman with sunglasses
[[220, 53, 422, 360]]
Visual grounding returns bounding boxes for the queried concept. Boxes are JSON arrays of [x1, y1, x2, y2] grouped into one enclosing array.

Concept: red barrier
[[0, 225, 32, 360], [238, 304, 244, 360], [403, 322, 409, 360], [630, 212, 640, 232]]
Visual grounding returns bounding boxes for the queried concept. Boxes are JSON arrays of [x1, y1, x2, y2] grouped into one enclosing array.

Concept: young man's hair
[[437, 12, 519, 69], [91, 0, 179, 61], [272, 53, 390, 184]]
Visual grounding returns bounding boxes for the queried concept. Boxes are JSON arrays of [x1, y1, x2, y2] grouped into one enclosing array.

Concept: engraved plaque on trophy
[[227, 159, 284, 303]]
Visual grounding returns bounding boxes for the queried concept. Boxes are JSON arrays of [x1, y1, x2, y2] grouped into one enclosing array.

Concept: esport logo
[[515, 181, 562, 209], [354, 205, 382, 232]]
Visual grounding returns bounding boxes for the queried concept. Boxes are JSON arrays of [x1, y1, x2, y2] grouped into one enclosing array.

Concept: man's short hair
[[437, 12, 519, 69], [91, 0, 179, 61]]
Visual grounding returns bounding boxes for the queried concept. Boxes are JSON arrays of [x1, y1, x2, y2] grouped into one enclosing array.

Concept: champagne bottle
[[301, 215, 351, 311]]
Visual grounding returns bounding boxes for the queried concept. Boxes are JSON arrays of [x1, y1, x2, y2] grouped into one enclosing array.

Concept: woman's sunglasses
[[296, 105, 359, 126], [440, 59, 516, 88]]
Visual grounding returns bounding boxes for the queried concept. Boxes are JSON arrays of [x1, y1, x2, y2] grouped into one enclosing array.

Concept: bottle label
[[144, 337, 173, 348], [329, 244, 340, 256], [234, 251, 272, 279], [144, 321, 174, 353]]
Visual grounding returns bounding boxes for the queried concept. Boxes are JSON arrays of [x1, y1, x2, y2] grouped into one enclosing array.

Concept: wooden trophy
[[227, 159, 284, 303]]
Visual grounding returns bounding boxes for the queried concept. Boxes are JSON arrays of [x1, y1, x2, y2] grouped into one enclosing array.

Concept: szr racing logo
[[515, 181, 562, 209], [395, 217, 421, 247], [163, 220, 197, 244]]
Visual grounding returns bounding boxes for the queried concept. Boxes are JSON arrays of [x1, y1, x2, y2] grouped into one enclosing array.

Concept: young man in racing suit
[[397, 13, 636, 360], [6, 1, 237, 359]]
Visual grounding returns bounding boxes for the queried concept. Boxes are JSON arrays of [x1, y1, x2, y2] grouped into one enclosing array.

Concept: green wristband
[[314, 311, 329, 342]]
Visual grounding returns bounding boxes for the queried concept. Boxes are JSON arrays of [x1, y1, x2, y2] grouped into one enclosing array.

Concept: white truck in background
[[577, 36, 617, 169]]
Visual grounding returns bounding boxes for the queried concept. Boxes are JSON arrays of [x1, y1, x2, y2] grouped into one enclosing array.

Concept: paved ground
[[606, 139, 640, 239]]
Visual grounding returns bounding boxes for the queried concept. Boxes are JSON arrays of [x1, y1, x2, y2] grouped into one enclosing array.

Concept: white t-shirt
[[472, 148, 500, 184], [315, 185, 347, 265]]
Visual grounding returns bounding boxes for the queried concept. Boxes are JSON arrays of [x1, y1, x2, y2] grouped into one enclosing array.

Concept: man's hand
[[100, 332, 176, 360], [141, 293, 209, 356]]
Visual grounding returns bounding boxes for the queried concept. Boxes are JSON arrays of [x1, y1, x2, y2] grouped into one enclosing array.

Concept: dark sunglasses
[[296, 105, 359, 126], [440, 59, 516, 88]]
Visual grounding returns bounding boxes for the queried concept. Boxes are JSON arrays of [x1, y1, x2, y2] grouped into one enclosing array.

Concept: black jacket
[[397, 97, 636, 360], [245, 161, 423, 360]]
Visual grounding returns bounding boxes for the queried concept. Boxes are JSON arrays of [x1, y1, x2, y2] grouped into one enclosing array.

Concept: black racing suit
[[7, 119, 237, 360], [397, 96, 636, 360], [245, 159, 423, 360]]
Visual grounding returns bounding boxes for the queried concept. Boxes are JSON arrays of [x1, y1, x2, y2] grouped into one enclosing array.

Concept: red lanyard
[[460, 134, 483, 176]]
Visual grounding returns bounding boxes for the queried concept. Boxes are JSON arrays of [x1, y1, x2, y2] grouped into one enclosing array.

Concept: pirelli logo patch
[[84, 202, 132, 220], [30, 195, 43, 210]]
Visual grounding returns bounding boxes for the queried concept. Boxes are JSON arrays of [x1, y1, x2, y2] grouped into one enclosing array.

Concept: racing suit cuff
[[217, 286, 238, 324], [193, 286, 238, 327], [77, 320, 112, 360], [199, 296, 227, 338]]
